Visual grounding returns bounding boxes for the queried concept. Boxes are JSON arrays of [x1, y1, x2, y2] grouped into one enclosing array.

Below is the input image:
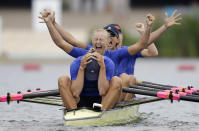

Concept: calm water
[[0, 58, 199, 131]]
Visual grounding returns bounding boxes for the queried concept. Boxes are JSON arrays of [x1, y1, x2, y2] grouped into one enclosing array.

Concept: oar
[[0, 89, 59, 104], [137, 80, 198, 92], [137, 80, 175, 88], [136, 81, 199, 95], [123, 88, 199, 103], [131, 85, 199, 98]]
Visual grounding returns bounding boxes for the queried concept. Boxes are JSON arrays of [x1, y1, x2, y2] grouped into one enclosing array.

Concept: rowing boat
[[2, 80, 196, 126], [63, 97, 161, 126]]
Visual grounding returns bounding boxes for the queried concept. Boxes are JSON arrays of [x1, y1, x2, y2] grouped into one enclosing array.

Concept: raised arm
[[40, 9, 87, 49], [127, 14, 155, 55], [39, 12, 73, 53], [136, 23, 158, 57], [147, 9, 181, 46]]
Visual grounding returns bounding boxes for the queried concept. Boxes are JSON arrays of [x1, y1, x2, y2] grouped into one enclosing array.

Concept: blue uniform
[[70, 55, 115, 96], [117, 46, 143, 76], [69, 46, 131, 75]]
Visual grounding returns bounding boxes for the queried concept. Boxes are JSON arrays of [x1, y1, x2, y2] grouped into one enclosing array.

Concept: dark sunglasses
[[107, 30, 117, 37]]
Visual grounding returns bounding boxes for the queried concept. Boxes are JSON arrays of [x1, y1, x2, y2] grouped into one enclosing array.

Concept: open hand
[[135, 23, 145, 35], [164, 9, 182, 28]]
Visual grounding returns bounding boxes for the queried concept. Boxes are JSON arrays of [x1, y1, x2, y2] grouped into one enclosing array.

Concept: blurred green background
[[122, 13, 199, 57]]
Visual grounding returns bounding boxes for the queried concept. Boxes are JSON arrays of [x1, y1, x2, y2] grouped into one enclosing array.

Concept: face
[[107, 36, 120, 50], [117, 34, 123, 49], [92, 32, 109, 55]]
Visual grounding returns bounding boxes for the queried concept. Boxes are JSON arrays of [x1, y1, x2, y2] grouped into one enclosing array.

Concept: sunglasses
[[107, 30, 117, 37]]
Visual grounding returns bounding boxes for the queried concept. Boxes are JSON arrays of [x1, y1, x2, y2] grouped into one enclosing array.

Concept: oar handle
[[0, 89, 60, 103]]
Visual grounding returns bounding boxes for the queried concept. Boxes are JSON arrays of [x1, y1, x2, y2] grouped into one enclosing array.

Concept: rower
[[103, 23, 158, 101], [58, 49, 122, 110], [39, 10, 154, 109], [38, 9, 181, 102]]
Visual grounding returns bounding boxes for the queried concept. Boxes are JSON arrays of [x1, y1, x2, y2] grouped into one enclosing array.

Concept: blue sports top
[[70, 55, 115, 96], [117, 46, 143, 76], [69, 45, 131, 75]]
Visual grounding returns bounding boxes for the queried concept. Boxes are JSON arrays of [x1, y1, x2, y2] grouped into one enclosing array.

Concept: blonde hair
[[92, 29, 110, 42]]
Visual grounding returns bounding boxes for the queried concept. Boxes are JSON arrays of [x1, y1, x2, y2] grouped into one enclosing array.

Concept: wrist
[[164, 23, 169, 29], [79, 66, 85, 71], [100, 64, 106, 69], [53, 21, 57, 25]]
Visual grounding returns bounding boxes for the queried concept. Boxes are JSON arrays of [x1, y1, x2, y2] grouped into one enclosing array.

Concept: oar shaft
[[138, 80, 199, 93], [123, 88, 199, 103], [136, 83, 199, 96], [137, 83, 170, 90], [123, 88, 158, 97], [131, 85, 199, 97], [23, 89, 59, 99], [138, 80, 174, 88]]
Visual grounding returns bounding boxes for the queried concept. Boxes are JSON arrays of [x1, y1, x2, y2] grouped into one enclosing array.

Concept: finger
[[40, 11, 43, 15], [85, 60, 92, 65], [52, 11, 55, 17], [175, 17, 182, 22], [86, 53, 93, 58], [165, 12, 168, 18], [174, 22, 181, 25], [91, 56, 98, 61], [38, 16, 44, 19], [84, 53, 91, 57], [135, 23, 142, 28], [171, 9, 177, 17], [174, 13, 182, 19], [39, 21, 46, 23]]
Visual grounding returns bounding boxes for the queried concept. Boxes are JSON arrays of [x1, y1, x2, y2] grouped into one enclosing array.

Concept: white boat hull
[[64, 105, 140, 126]]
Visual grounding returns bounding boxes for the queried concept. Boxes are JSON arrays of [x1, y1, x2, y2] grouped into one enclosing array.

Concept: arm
[[54, 21, 88, 49], [39, 13, 73, 53], [71, 67, 84, 100], [127, 14, 155, 55], [98, 63, 109, 96], [136, 23, 158, 57], [40, 10, 87, 49], [92, 53, 109, 96], [71, 54, 92, 100], [147, 9, 181, 46], [141, 44, 158, 57]]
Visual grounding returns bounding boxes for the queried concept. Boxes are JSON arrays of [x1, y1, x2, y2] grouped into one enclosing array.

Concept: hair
[[92, 29, 111, 42]]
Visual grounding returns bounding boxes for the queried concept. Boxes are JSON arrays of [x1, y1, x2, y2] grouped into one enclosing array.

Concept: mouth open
[[95, 45, 102, 52], [108, 41, 113, 48]]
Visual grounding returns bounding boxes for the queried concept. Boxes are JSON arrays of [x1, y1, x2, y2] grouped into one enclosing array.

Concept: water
[[0, 58, 199, 131]]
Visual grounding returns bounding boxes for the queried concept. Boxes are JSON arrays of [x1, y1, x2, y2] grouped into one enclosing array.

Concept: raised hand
[[146, 13, 155, 27], [135, 23, 145, 35], [38, 9, 55, 24], [164, 9, 182, 28]]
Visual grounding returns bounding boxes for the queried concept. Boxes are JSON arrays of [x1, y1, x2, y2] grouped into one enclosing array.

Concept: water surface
[[0, 58, 199, 131]]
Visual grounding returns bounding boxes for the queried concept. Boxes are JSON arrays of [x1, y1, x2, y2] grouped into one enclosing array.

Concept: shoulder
[[69, 47, 88, 58], [86, 45, 93, 50], [103, 56, 115, 67], [121, 45, 128, 48], [70, 56, 82, 67]]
